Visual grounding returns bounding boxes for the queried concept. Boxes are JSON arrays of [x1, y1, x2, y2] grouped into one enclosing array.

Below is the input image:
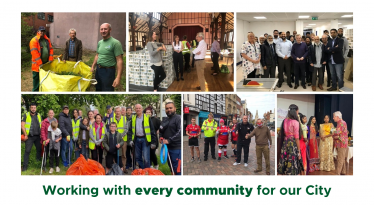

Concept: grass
[[21, 48, 126, 91], [21, 142, 68, 175], [21, 141, 172, 175]]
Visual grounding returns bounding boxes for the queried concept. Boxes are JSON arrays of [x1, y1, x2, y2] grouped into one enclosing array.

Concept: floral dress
[[241, 41, 261, 77], [278, 118, 302, 175], [319, 123, 335, 171]]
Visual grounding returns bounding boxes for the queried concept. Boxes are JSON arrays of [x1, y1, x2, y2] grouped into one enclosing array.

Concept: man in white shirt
[[192, 32, 207, 91]]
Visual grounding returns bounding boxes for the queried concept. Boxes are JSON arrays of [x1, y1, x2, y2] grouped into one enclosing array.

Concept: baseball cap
[[38, 26, 46, 31]]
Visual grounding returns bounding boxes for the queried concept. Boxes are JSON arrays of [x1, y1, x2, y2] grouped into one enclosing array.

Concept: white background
[[1, 1, 372, 205]]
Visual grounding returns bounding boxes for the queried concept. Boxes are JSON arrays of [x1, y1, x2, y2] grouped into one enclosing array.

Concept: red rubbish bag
[[131, 168, 165, 175], [66, 154, 105, 175]]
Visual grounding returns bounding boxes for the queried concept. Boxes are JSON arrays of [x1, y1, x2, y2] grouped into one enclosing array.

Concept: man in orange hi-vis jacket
[[29, 26, 54, 91]]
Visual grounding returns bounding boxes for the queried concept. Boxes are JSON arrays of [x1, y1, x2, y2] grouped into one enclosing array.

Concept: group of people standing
[[21, 102, 181, 175], [29, 23, 124, 92], [278, 104, 349, 175], [147, 32, 209, 92], [241, 28, 349, 91], [186, 113, 272, 175]]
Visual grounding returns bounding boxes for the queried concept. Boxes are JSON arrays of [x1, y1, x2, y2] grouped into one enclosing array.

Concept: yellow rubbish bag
[[39, 59, 97, 92]]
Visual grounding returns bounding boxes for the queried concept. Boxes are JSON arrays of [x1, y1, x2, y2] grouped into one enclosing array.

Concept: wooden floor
[[308, 158, 353, 175], [167, 53, 234, 92]]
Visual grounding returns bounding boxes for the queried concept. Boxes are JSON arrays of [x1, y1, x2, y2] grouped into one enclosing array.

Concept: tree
[[21, 13, 35, 51], [170, 94, 181, 114]]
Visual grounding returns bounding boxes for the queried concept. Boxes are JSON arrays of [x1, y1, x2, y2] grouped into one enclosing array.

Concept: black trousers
[[173, 52, 183, 78], [150, 148, 158, 166], [323, 63, 331, 85], [126, 145, 132, 168], [49, 149, 60, 168], [264, 64, 276, 78], [277, 58, 291, 84], [312, 66, 324, 86], [236, 143, 250, 164], [294, 63, 306, 86], [204, 137, 216, 157], [247, 70, 256, 78], [151, 65, 166, 90], [106, 151, 123, 169], [91, 147, 104, 165], [23, 135, 41, 168], [212, 52, 220, 73], [306, 63, 312, 83], [183, 53, 190, 71]]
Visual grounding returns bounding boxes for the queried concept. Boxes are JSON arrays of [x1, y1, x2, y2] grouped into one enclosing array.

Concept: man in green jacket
[[201, 113, 217, 161]]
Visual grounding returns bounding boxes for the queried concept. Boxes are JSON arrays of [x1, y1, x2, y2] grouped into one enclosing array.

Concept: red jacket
[[231, 123, 238, 141], [217, 125, 229, 145], [41, 118, 57, 143]]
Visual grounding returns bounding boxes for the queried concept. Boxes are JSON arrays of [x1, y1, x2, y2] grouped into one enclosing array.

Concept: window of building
[[37, 13, 45, 20], [48, 15, 53, 22], [203, 102, 208, 111]]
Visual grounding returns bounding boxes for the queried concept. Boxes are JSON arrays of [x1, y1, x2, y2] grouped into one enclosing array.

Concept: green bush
[[21, 50, 31, 69]]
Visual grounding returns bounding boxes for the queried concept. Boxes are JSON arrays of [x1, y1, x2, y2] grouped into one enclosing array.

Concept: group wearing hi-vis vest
[[21, 101, 182, 175]]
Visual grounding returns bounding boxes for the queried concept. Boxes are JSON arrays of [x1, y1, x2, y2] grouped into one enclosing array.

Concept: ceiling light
[[299, 16, 310, 18], [306, 26, 312, 27], [341, 15, 353, 17], [338, 23, 342, 24], [254, 16, 266, 19], [309, 24, 316, 25]]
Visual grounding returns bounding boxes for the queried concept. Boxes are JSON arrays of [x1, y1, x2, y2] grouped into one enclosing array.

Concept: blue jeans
[[95, 65, 115, 91], [168, 149, 181, 175], [328, 62, 344, 89], [81, 140, 89, 160], [135, 137, 150, 169], [61, 138, 73, 165]]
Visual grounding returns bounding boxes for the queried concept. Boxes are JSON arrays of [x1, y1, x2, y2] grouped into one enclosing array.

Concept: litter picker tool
[[40, 142, 47, 175]]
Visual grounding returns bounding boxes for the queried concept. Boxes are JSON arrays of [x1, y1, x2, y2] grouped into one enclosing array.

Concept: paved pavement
[[183, 135, 275, 175]]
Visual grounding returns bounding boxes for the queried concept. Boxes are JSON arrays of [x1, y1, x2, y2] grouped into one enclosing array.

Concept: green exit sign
[[312, 17, 318, 20]]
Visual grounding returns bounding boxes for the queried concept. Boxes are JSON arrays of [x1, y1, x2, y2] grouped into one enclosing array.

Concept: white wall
[[236, 20, 295, 62], [277, 98, 315, 127]]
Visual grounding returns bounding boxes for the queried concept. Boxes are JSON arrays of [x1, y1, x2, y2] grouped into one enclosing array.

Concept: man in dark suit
[[63, 28, 83, 62], [325, 29, 345, 91], [261, 35, 278, 78]]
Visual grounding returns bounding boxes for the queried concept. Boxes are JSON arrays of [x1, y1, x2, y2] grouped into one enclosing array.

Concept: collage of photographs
[[21, 12, 353, 176]]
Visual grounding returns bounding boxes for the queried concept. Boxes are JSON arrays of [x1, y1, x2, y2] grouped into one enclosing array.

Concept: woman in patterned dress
[[277, 104, 303, 175], [319, 115, 335, 172], [240, 32, 261, 79], [307, 116, 320, 172]]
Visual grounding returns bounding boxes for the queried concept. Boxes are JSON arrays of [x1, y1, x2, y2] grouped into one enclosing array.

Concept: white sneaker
[[56, 167, 60, 173], [150, 165, 154, 168], [49, 168, 54, 174], [154, 165, 159, 170], [233, 162, 240, 166], [244, 163, 248, 167]]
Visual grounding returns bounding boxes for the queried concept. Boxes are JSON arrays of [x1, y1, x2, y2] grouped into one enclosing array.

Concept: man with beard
[[276, 31, 293, 88], [246, 119, 272, 175], [321, 34, 332, 87], [291, 34, 309, 89], [309, 36, 326, 91], [286, 31, 291, 40], [160, 102, 181, 175], [233, 115, 254, 167], [338, 28, 350, 59], [273, 30, 280, 44], [264, 33, 268, 39], [91, 23, 124, 91], [326, 29, 345, 91], [21, 103, 42, 171], [261, 35, 277, 78], [259, 36, 265, 45]]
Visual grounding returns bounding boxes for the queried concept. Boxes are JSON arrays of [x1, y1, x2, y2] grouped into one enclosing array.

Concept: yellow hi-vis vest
[[182, 41, 190, 55], [201, 119, 217, 138], [110, 114, 128, 141], [191, 40, 197, 51], [25, 112, 42, 135], [89, 125, 105, 150], [132, 114, 151, 143], [71, 118, 80, 141]]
